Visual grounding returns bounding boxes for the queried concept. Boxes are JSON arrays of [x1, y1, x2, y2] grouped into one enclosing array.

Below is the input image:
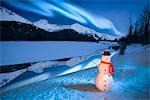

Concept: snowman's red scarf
[[101, 60, 114, 76]]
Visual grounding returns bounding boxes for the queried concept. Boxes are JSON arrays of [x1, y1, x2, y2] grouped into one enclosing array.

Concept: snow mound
[[0, 69, 27, 87], [0, 7, 31, 24], [28, 61, 66, 73]]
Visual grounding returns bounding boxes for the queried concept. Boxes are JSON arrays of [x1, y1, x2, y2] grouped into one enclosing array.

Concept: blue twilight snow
[[1, 44, 149, 99]]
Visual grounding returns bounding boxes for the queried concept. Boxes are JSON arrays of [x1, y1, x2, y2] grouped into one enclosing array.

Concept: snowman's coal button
[[104, 80, 106, 82], [104, 84, 106, 87]]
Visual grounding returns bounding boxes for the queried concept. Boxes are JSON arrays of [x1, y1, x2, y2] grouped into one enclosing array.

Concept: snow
[[27, 61, 66, 73], [0, 41, 117, 66], [0, 69, 27, 88], [0, 7, 31, 24], [33, 19, 118, 40], [0, 44, 149, 100], [27, 56, 88, 74], [27, 48, 107, 74], [112, 44, 150, 67]]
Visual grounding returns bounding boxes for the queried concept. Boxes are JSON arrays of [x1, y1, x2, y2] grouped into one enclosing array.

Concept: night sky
[[1, 0, 148, 36]]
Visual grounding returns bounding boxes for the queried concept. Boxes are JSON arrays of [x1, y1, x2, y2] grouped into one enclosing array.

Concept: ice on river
[[0, 41, 117, 66]]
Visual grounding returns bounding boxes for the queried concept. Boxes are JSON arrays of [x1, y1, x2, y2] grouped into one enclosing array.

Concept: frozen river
[[0, 41, 117, 66]]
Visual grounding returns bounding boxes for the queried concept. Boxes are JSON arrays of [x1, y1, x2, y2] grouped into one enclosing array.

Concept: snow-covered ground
[[112, 44, 150, 67], [0, 41, 117, 66], [0, 69, 27, 88], [0, 44, 149, 100]]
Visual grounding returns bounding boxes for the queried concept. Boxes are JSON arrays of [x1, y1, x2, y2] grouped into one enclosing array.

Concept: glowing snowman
[[95, 51, 114, 92]]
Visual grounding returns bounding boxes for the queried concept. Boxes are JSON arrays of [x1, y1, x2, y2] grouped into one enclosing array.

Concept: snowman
[[95, 51, 114, 92]]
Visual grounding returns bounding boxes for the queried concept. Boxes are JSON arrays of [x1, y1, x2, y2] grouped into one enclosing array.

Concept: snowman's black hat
[[103, 51, 111, 56]]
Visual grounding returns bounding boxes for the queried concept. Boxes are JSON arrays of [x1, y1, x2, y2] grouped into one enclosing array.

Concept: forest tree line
[[120, 6, 150, 45], [0, 21, 100, 42]]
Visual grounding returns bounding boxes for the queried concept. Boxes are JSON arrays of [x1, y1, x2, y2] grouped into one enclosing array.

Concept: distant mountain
[[0, 7, 118, 41], [33, 19, 117, 40], [34, 19, 100, 35], [0, 7, 31, 24], [1, 21, 100, 42]]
